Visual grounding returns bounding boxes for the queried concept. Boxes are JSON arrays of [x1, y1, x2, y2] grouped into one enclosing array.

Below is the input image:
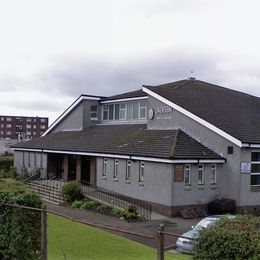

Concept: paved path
[[45, 201, 201, 248]]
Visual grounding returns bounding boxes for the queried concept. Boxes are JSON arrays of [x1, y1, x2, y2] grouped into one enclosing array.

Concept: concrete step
[[27, 181, 64, 205]]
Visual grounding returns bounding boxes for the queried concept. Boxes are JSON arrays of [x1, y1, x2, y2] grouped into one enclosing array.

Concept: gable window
[[90, 105, 98, 121], [119, 104, 126, 120], [126, 160, 131, 180], [198, 164, 204, 185], [102, 100, 147, 121], [139, 100, 147, 119], [102, 158, 107, 177], [103, 105, 109, 120], [184, 164, 191, 185], [139, 161, 144, 183], [210, 164, 217, 184], [251, 152, 260, 186], [114, 159, 118, 178]]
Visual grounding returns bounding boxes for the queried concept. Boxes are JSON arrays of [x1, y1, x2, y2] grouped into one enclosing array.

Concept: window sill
[[198, 186, 205, 190], [113, 178, 118, 182], [102, 176, 107, 180], [125, 179, 131, 184], [210, 185, 218, 190], [139, 182, 144, 186], [184, 185, 192, 191], [250, 186, 260, 192]]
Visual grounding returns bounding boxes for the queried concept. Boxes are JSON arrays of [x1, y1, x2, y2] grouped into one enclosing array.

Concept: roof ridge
[[169, 129, 179, 158]]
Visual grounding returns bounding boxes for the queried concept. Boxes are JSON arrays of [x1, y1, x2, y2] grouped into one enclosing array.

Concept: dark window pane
[[251, 164, 260, 173], [115, 104, 119, 120], [109, 105, 114, 120], [103, 111, 108, 120], [252, 152, 260, 161], [251, 175, 260, 185], [90, 105, 98, 112]]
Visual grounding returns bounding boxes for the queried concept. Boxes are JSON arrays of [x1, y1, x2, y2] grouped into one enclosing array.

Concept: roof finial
[[187, 70, 196, 80]]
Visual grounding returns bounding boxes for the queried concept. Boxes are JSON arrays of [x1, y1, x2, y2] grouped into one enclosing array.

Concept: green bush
[[96, 204, 113, 214], [80, 200, 100, 210], [71, 200, 86, 209], [193, 214, 260, 259], [0, 184, 42, 259], [0, 166, 17, 178], [111, 207, 124, 218], [121, 205, 138, 221], [0, 156, 13, 173], [61, 181, 83, 203]]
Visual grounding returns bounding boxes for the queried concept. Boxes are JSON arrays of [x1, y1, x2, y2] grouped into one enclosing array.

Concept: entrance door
[[81, 156, 91, 184], [68, 155, 77, 180]]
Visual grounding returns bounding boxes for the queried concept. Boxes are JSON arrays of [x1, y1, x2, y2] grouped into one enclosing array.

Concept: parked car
[[176, 215, 235, 254]]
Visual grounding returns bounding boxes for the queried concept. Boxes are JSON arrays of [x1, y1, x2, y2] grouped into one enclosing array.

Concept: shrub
[[111, 207, 124, 218], [96, 204, 113, 214], [0, 184, 42, 259], [80, 200, 100, 210], [71, 200, 86, 209], [193, 214, 260, 259], [0, 156, 13, 173], [122, 205, 138, 221], [61, 181, 83, 203]]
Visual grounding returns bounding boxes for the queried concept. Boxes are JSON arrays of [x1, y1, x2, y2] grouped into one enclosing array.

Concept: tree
[[193, 214, 260, 260]]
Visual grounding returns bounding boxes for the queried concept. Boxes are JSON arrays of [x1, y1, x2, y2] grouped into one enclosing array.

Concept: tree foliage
[[0, 183, 42, 260], [193, 214, 260, 260]]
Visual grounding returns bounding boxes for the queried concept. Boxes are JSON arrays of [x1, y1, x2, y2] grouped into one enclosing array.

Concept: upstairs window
[[102, 100, 147, 121], [90, 105, 98, 121], [251, 152, 260, 186]]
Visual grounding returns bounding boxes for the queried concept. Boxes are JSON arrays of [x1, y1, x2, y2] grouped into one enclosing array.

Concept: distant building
[[0, 115, 48, 140]]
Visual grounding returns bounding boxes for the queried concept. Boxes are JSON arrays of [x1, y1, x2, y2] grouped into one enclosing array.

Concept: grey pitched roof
[[145, 79, 260, 144], [13, 124, 222, 160], [101, 89, 147, 101]]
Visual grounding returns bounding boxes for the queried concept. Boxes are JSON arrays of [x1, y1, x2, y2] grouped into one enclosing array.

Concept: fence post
[[157, 223, 164, 260], [41, 205, 47, 260]]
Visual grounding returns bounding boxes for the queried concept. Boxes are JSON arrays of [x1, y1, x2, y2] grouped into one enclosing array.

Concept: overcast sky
[[1, 0, 260, 124]]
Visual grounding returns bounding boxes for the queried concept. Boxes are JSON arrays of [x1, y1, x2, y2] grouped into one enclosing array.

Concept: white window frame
[[126, 160, 131, 180], [198, 164, 204, 185], [210, 164, 217, 184], [139, 100, 147, 119], [114, 159, 119, 178], [251, 152, 260, 186], [139, 161, 144, 183], [102, 105, 109, 121], [102, 158, 107, 176], [184, 164, 191, 185], [90, 105, 98, 121], [119, 103, 127, 120]]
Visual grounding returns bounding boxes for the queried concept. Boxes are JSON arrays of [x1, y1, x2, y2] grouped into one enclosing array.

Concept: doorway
[[81, 156, 91, 184]]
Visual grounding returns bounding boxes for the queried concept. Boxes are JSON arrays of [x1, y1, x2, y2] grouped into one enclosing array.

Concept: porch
[[47, 154, 96, 185]]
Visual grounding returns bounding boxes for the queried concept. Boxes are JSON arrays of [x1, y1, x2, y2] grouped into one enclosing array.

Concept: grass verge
[[48, 213, 190, 260]]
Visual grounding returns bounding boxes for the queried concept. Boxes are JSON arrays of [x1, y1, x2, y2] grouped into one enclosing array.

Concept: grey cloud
[[33, 50, 225, 98]]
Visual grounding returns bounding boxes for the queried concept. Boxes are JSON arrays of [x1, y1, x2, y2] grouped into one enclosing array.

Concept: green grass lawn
[[48, 213, 190, 260]]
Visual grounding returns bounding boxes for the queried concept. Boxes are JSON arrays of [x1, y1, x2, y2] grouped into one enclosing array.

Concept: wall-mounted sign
[[241, 162, 251, 174], [174, 164, 184, 182], [155, 106, 173, 114]]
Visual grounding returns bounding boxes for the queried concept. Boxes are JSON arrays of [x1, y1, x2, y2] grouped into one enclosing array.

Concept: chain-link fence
[[0, 203, 191, 260]]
